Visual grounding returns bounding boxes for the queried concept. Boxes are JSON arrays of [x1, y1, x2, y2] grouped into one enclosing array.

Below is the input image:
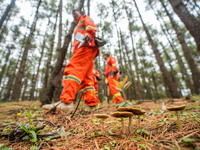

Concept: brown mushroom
[[118, 107, 146, 127], [167, 105, 186, 130], [111, 112, 133, 134], [118, 107, 141, 133], [135, 110, 146, 127], [94, 114, 110, 133]]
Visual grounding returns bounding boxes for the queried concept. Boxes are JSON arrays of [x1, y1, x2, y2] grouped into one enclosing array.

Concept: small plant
[[19, 109, 38, 147], [114, 76, 132, 101]]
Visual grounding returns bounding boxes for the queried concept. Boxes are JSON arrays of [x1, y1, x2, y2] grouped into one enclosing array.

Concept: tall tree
[[41, 0, 85, 105], [0, 0, 16, 29], [167, 0, 200, 53], [11, 0, 42, 101], [133, 0, 182, 98], [87, 0, 90, 16], [147, 0, 195, 94], [160, 0, 200, 94]]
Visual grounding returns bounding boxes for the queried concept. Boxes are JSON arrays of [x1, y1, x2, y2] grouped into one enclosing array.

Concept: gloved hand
[[109, 71, 114, 77]]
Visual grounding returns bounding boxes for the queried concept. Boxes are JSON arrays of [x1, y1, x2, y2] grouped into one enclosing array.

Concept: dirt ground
[[0, 97, 200, 150]]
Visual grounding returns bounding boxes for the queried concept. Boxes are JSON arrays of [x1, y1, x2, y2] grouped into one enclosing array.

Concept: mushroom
[[118, 107, 141, 132], [118, 107, 146, 128], [134, 110, 146, 128], [111, 112, 133, 134], [167, 105, 186, 130], [94, 114, 110, 133]]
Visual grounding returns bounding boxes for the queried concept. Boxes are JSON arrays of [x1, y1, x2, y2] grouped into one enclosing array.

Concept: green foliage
[[110, 141, 116, 147], [108, 130, 115, 135], [103, 146, 110, 150], [19, 109, 38, 147], [139, 143, 147, 149], [2, 148, 13, 150], [182, 138, 194, 143], [136, 129, 150, 136], [91, 119, 101, 125], [131, 138, 140, 142], [116, 101, 132, 108]]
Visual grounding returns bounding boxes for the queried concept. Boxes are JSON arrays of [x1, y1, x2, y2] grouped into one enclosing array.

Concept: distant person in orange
[[43, 10, 99, 110], [103, 53, 124, 104], [92, 68, 101, 100]]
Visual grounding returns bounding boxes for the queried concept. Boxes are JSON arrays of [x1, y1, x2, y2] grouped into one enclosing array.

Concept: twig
[[33, 119, 57, 127], [71, 92, 83, 119], [94, 139, 100, 150], [38, 142, 46, 150], [178, 131, 199, 143]]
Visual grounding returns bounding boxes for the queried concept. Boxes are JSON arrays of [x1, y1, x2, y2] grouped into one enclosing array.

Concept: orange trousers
[[108, 73, 124, 103], [60, 47, 99, 106]]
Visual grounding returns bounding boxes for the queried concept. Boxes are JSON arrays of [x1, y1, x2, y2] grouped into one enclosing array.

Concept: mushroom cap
[[111, 112, 133, 118], [118, 107, 141, 115], [136, 110, 146, 115], [166, 105, 186, 111], [94, 114, 110, 119]]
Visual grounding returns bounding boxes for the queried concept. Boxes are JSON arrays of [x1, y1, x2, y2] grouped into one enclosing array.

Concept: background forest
[[0, 0, 200, 104]]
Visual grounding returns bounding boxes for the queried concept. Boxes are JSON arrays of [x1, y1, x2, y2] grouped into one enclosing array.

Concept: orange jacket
[[105, 56, 117, 77], [73, 15, 98, 56]]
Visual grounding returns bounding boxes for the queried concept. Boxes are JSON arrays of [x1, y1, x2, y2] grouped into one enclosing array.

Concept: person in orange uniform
[[43, 10, 100, 110], [92, 68, 101, 91], [92, 68, 101, 100], [103, 54, 124, 104]]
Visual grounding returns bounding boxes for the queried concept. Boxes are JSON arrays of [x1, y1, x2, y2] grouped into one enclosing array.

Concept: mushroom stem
[[138, 116, 141, 128], [121, 118, 125, 134], [175, 111, 183, 130], [128, 116, 132, 133], [102, 119, 105, 134]]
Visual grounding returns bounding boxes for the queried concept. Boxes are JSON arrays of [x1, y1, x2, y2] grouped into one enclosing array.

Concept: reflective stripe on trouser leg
[[108, 75, 124, 104], [80, 86, 94, 93], [64, 75, 81, 85], [60, 75, 81, 104], [81, 86, 99, 106]]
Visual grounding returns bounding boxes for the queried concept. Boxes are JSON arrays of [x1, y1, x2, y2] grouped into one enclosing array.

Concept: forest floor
[[0, 96, 200, 150]]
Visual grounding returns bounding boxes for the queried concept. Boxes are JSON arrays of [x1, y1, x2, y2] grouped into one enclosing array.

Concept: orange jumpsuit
[[92, 68, 100, 91], [60, 15, 99, 106], [92, 68, 100, 101], [105, 56, 124, 103]]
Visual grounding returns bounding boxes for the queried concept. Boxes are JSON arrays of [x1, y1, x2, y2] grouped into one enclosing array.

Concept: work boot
[[57, 101, 74, 111], [42, 101, 74, 111]]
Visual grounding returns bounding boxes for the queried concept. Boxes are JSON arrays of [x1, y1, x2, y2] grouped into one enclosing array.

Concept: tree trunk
[[41, 0, 85, 105], [11, 0, 42, 101], [29, 13, 53, 101], [160, 0, 200, 94], [0, 50, 11, 86], [87, 0, 90, 16], [149, 2, 195, 94], [21, 77, 28, 101], [0, 0, 16, 29], [133, 0, 182, 98], [54, 0, 63, 102], [167, 0, 200, 53]]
